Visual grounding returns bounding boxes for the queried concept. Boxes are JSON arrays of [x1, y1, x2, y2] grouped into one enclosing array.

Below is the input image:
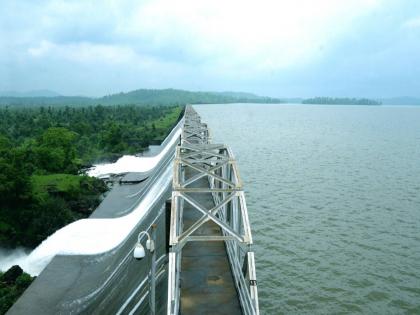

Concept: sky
[[0, 0, 419, 98]]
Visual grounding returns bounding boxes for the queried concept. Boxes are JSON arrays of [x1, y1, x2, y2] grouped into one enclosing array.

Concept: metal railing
[[167, 105, 259, 315]]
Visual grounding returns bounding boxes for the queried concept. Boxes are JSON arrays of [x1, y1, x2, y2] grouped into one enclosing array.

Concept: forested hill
[[100, 89, 282, 105], [0, 88, 283, 107], [302, 97, 381, 105]]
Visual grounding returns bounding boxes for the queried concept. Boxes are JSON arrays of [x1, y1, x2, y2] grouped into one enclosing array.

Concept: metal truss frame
[[167, 106, 259, 315]]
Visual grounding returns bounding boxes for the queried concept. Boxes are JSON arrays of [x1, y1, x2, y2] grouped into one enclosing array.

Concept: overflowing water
[[1, 164, 172, 276], [87, 127, 181, 177], [0, 125, 181, 275], [195, 104, 420, 314]]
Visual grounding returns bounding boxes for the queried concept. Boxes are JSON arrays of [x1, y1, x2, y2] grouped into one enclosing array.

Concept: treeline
[[0, 105, 183, 163], [0, 105, 183, 248], [302, 97, 381, 105], [100, 89, 283, 105], [0, 88, 283, 108]]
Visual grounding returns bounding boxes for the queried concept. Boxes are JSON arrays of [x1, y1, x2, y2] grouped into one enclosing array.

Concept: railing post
[[150, 224, 157, 315]]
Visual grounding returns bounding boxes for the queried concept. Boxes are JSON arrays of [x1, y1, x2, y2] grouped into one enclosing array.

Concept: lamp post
[[133, 225, 157, 315]]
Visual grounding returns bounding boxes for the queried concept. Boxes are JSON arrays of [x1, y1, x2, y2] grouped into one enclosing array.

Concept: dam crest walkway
[[167, 106, 259, 315]]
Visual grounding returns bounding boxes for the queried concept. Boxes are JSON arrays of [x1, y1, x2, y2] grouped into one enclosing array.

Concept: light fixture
[[133, 243, 146, 260], [133, 231, 155, 260], [132, 227, 157, 315]]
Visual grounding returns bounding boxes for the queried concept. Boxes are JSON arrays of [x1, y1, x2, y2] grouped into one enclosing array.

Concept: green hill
[[0, 88, 283, 108]]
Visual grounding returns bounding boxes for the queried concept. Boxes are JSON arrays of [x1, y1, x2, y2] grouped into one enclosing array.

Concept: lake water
[[195, 104, 420, 314]]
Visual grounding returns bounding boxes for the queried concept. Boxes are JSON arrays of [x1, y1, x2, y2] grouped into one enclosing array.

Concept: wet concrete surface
[[91, 148, 173, 219], [9, 188, 171, 315]]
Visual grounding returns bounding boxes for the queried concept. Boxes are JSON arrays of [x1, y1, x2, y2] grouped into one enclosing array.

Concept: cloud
[[1, 0, 420, 97], [27, 40, 138, 65], [5, 1, 383, 70], [402, 16, 420, 29], [118, 0, 383, 73]]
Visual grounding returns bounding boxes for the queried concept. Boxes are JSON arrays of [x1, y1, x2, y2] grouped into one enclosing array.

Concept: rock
[[0, 265, 23, 284]]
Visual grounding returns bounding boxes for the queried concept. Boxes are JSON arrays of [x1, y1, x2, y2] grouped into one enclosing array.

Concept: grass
[[31, 174, 100, 200]]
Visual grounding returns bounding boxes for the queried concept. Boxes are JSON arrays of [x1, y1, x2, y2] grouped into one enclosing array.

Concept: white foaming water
[[0, 247, 31, 272], [87, 127, 181, 177], [18, 163, 173, 276]]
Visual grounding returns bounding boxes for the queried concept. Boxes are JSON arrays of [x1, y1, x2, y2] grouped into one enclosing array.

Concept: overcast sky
[[0, 0, 419, 97]]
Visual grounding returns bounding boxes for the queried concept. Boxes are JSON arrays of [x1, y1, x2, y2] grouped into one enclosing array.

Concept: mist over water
[[196, 104, 420, 314], [0, 248, 30, 272]]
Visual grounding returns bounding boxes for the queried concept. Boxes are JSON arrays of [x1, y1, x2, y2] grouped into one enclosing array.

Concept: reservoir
[[195, 104, 420, 314]]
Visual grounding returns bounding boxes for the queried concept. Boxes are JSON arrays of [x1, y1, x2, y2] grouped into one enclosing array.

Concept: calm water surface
[[195, 104, 420, 315]]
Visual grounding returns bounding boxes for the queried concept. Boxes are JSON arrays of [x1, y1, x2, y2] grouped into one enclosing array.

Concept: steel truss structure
[[167, 106, 259, 314]]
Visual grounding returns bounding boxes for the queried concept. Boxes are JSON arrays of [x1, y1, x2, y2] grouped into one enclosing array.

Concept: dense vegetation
[[0, 105, 183, 248], [302, 97, 381, 105], [0, 266, 34, 314], [0, 88, 283, 107]]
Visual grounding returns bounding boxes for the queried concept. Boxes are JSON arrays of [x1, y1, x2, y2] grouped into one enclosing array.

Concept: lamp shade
[[133, 243, 146, 259]]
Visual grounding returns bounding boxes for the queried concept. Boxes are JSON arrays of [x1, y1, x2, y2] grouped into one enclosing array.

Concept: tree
[[35, 128, 78, 173]]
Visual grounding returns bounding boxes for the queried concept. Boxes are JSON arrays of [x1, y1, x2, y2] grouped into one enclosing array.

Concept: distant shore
[[302, 97, 381, 105]]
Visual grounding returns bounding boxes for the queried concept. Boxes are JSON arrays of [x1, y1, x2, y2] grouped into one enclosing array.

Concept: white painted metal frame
[[167, 106, 259, 315]]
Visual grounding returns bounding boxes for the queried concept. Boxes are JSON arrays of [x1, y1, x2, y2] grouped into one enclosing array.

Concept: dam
[[8, 105, 259, 314]]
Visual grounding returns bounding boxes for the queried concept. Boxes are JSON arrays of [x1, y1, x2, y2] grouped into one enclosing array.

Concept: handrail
[[167, 105, 259, 315], [116, 254, 167, 315]]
